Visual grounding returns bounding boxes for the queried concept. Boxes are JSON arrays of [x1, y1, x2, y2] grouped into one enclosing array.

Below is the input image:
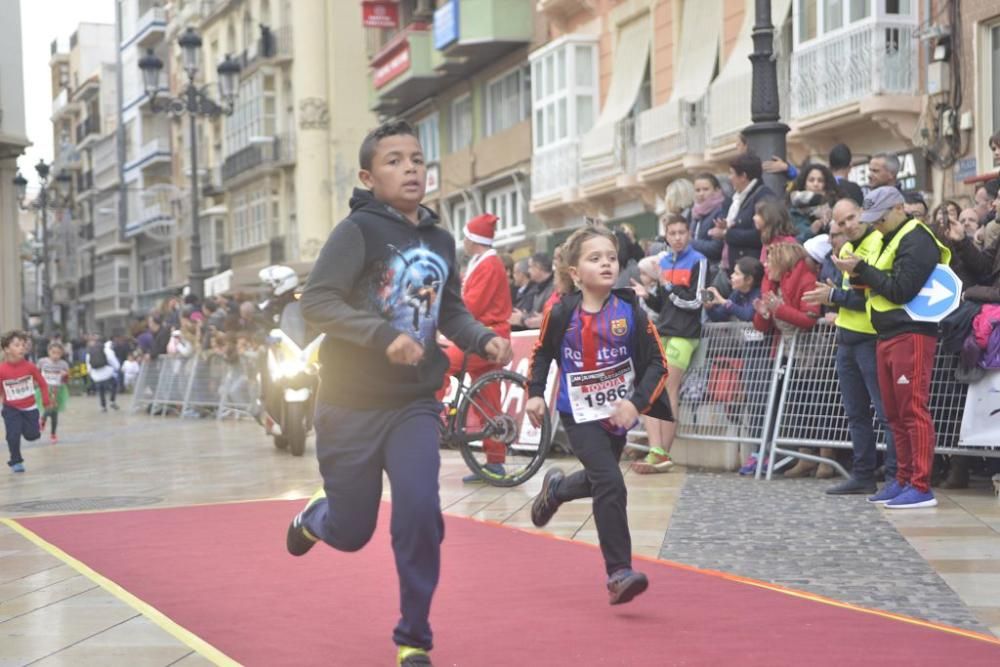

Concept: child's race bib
[[566, 359, 635, 424], [2, 376, 35, 403], [42, 369, 63, 386]]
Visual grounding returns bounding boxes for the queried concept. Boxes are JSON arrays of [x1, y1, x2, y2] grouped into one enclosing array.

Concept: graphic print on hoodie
[[301, 188, 496, 410], [368, 243, 450, 347]]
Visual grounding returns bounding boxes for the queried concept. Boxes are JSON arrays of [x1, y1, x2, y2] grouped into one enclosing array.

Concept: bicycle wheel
[[454, 369, 552, 487]]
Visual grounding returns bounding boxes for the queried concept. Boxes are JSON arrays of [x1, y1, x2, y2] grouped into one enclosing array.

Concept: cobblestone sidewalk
[[659, 473, 987, 632]]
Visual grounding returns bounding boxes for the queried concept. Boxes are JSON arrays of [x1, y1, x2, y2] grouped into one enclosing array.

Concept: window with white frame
[[416, 113, 440, 163], [484, 185, 524, 241], [231, 187, 271, 251], [530, 37, 599, 151], [485, 66, 531, 136], [794, 0, 912, 46], [200, 217, 226, 270], [450, 95, 473, 152], [225, 71, 277, 157], [981, 21, 1000, 171], [450, 200, 470, 239], [140, 249, 172, 293]]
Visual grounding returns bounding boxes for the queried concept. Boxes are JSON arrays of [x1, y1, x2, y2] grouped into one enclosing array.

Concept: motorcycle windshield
[[280, 301, 308, 349]]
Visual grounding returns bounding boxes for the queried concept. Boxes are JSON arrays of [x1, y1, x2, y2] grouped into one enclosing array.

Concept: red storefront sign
[[362, 1, 399, 29], [373, 41, 411, 88]]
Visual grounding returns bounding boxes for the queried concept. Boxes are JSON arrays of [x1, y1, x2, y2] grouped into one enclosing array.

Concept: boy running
[[285, 120, 512, 667], [37, 343, 71, 442], [1, 330, 51, 473], [526, 226, 673, 605]]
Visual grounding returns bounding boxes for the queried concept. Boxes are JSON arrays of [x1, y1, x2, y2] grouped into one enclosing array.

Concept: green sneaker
[[630, 448, 674, 475], [285, 488, 325, 556], [398, 645, 432, 666]]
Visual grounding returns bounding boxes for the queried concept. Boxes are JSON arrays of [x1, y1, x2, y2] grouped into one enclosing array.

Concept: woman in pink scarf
[[690, 173, 729, 284]]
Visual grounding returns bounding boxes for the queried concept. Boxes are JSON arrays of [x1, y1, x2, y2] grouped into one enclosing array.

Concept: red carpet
[[14, 500, 1000, 666]]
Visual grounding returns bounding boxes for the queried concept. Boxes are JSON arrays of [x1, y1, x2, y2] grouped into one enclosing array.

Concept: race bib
[[2, 376, 35, 403], [567, 359, 635, 424], [42, 369, 63, 386]]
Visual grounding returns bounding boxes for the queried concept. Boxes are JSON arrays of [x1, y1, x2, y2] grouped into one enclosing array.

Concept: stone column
[[291, 0, 332, 263], [0, 157, 24, 332]]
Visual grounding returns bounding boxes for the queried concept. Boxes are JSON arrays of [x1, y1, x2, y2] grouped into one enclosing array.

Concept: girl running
[[37, 343, 70, 443], [526, 225, 673, 605]]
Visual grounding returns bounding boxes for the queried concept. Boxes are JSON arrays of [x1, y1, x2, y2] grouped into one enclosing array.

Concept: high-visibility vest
[[867, 219, 951, 316], [834, 228, 883, 335]]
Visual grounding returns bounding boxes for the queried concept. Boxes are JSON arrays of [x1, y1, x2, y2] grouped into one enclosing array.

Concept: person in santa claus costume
[[439, 213, 514, 482]]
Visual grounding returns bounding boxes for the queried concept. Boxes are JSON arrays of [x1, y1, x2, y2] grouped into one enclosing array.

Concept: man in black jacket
[[833, 187, 947, 510], [724, 153, 776, 266], [286, 120, 511, 667]]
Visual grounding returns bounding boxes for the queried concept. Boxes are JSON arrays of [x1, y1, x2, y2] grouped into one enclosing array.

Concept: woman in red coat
[[753, 241, 831, 476], [753, 242, 820, 334]]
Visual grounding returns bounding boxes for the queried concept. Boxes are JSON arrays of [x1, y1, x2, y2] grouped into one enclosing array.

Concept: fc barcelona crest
[[611, 318, 628, 337]]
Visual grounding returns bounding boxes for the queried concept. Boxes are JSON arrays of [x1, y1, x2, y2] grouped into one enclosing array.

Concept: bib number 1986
[[567, 359, 635, 424]]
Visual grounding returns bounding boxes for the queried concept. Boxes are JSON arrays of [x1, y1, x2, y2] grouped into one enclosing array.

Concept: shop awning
[[707, 0, 793, 141], [580, 16, 652, 162]]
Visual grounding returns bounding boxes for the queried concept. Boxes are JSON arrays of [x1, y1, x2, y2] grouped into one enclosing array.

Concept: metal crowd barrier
[[672, 321, 787, 476], [765, 320, 993, 479], [654, 320, 996, 480], [130, 353, 259, 419]]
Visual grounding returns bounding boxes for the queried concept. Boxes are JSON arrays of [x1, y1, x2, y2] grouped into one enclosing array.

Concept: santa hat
[[464, 213, 498, 246]]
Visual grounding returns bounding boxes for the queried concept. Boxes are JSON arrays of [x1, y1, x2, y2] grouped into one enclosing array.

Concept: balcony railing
[[76, 115, 101, 144], [222, 133, 296, 183], [76, 170, 94, 194], [791, 19, 918, 120], [580, 117, 637, 186], [52, 89, 69, 117], [240, 25, 293, 70], [531, 141, 580, 200], [637, 100, 706, 170], [79, 222, 94, 242], [78, 275, 95, 296]]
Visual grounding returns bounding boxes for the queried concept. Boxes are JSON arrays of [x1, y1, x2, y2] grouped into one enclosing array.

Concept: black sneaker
[[825, 477, 877, 495], [286, 489, 325, 556], [531, 467, 565, 527], [607, 568, 649, 605]]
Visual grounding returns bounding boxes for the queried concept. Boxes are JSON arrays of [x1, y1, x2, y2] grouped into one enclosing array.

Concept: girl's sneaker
[[630, 449, 674, 474], [51, 434, 58, 444], [607, 568, 649, 605], [738, 456, 758, 475], [11, 463, 25, 473]]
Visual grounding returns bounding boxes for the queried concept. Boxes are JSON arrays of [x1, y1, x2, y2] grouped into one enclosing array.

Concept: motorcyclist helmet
[[259, 265, 299, 296]]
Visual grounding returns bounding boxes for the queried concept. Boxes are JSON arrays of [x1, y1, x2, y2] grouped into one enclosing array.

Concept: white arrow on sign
[[919, 279, 953, 306]]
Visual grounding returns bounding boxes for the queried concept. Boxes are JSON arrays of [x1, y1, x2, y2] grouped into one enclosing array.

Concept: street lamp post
[[744, 0, 790, 194], [138, 27, 241, 300], [13, 161, 73, 337]]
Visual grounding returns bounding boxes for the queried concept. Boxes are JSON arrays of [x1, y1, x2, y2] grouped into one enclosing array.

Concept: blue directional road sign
[[903, 264, 962, 323]]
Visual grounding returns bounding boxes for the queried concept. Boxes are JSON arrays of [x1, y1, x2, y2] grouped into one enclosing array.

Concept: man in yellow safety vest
[[832, 187, 949, 509]]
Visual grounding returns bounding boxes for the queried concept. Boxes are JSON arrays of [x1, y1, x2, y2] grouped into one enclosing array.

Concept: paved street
[[1, 398, 999, 665]]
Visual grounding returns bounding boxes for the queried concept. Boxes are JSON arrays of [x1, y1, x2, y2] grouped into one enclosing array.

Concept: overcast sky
[[17, 0, 116, 190]]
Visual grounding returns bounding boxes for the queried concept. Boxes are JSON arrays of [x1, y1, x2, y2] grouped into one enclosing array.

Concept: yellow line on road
[[0, 517, 240, 666]]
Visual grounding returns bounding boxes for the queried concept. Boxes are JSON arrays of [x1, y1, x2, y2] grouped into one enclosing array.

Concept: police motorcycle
[[257, 265, 324, 457]]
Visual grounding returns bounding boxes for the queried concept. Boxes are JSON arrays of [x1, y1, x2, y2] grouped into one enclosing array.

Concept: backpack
[[89, 344, 108, 369], [982, 324, 1000, 371]]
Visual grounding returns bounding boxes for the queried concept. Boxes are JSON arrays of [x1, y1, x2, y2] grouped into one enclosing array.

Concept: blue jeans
[[302, 399, 443, 651], [836, 337, 897, 481], [3, 406, 40, 466]]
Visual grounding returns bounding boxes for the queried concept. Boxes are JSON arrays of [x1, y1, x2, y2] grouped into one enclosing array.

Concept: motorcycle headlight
[[277, 357, 306, 379]]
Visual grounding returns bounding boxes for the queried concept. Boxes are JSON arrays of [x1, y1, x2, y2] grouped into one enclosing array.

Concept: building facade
[[49, 22, 120, 337], [365, 0, 542, 256], [1, 0, 31, 333]]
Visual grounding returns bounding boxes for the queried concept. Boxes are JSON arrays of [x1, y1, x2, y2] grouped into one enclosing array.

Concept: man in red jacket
[[440, 213, 514, 481]]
